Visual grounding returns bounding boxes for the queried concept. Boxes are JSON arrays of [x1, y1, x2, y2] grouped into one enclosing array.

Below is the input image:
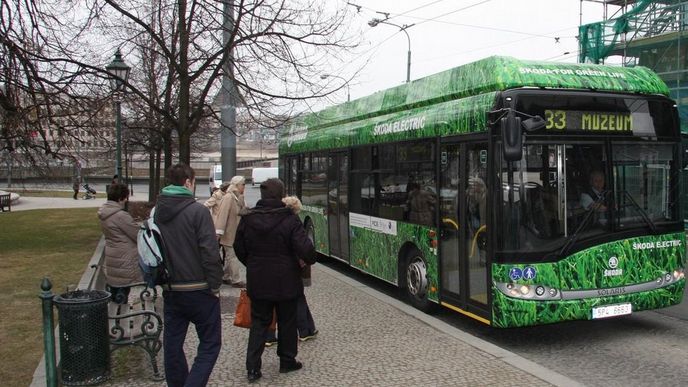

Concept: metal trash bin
[[53, 289, 111, 385]]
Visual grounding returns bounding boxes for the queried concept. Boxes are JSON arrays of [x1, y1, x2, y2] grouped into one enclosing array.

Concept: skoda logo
[[608, 256, 619, 269]]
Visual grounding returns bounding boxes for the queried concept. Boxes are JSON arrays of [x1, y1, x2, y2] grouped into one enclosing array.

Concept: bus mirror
[[501, 114, 523, 162], [522, 116, 545, 132]]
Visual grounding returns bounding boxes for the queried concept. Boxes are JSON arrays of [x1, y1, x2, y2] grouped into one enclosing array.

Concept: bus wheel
[[403, 250, 432, 312]]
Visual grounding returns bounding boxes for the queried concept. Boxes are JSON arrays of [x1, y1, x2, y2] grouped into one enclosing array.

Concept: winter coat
[[203, 189, 225, 218], [98, 200, 144, 287], [214, 189, 245, 246], [155, 185, 223, 293], [235, 198, 316, 301]]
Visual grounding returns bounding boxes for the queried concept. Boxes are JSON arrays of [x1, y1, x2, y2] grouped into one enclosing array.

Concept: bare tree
[[0, 1, 112, 174], [2, 0, 361, 195], [85, 0, 359, 164]]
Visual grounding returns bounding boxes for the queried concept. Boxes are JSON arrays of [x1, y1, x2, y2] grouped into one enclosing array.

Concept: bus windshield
[[498, 141, 680, 261]]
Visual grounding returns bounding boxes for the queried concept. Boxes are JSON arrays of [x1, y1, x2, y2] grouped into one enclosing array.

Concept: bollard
[[40, 278, 58, 387]]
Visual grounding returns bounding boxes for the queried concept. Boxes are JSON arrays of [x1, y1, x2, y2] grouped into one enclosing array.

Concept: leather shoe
[[279, 361, 303, 373], [247, 369, 262, 383]]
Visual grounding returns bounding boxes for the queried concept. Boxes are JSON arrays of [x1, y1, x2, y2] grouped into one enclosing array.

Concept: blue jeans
[[163, 290, 221, 387]]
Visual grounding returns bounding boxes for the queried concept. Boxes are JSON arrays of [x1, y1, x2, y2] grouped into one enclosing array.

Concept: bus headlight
[[496, 282, 562, 300], [660, 268, 684, 285]]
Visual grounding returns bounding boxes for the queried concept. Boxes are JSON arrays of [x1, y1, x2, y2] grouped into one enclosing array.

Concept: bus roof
[[281, 56, 669, 153]]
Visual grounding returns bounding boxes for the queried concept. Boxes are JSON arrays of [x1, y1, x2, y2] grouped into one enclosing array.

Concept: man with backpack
[[154, 164, 223, 387]]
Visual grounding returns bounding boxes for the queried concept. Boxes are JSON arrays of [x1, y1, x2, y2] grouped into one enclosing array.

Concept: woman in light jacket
[[204, 181, 231, 218], [97, 183, 143, 303]]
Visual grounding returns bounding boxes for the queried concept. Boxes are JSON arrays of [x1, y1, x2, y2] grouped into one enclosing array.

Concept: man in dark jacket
[[156, 164, 223, 387], [235, 178, 316, 383]]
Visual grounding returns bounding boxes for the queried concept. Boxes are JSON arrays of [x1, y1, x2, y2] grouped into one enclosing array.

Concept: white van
[[251, 167, 278, 186], [209, 164, 222, 194]]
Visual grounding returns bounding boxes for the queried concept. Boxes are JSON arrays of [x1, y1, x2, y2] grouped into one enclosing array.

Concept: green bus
[[278, 56, 686, 328]]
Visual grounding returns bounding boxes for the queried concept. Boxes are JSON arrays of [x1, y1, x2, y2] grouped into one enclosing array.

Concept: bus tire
[[402, 249, 433, 313]]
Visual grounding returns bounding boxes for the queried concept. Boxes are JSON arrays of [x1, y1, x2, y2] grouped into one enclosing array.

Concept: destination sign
[[544, 110, 634, 132]]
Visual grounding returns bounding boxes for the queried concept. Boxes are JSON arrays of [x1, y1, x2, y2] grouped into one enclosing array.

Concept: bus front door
[[327, 152, 350, 262], [439, 141, 489, 321]]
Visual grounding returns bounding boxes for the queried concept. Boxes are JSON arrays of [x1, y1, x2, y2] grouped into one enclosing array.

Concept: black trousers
[[246, 297, 298, 371]]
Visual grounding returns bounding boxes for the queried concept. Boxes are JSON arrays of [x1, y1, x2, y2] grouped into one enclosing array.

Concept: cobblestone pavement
[[101, 264, 580, 387]]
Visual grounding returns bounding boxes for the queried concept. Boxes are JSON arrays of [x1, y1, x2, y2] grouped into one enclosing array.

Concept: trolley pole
[[40, 277, 57, 387]]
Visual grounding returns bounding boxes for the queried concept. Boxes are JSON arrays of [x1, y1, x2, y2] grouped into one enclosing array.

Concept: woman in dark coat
[[234, 178, 316, 383]]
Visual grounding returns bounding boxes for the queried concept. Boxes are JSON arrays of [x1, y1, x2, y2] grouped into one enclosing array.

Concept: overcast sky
[[325, 0, 618, 105]]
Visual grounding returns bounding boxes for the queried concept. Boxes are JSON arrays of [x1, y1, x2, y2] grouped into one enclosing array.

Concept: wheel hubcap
[[406, 256, 428, 298]]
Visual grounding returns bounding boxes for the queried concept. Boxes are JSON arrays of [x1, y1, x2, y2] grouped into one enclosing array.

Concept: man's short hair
[[260, 178, 285, 200], [107, 183, 129, 201], [167, 164, 195, 186]]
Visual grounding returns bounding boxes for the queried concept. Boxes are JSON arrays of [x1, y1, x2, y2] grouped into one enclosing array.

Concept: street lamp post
[[368, 18, 414, 83], [105, 49, 131, 184], [320, 74, 350, 102]]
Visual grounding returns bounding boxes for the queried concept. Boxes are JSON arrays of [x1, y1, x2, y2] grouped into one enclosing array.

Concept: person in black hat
[[235, 178, 316, 383]]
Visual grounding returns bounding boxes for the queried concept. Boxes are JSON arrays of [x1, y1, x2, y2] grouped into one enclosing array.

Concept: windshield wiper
[[619, 190, 658, 233], [556, 190, 609, 258]]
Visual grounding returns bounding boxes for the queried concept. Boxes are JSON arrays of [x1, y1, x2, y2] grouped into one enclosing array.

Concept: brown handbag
[[233, 289, 252, 328], [233, 289, 277, 330]]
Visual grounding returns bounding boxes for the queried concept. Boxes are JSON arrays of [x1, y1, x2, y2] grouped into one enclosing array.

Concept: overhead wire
[[354, 0, 579, 63]]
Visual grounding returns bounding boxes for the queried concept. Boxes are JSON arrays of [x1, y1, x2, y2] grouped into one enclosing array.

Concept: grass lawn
[[0, 208, 102, 387]]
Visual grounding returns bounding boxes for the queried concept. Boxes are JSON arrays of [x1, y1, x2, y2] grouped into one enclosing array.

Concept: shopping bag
[[233, 289, 251, 328], [233, 289, 278, 330]]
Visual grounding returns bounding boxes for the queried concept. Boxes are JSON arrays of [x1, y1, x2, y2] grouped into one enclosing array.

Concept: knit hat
[[260, 178, 285, 200]]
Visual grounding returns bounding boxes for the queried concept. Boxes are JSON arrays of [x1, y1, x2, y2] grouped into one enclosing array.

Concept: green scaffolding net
[[578, 0, 656, 64]]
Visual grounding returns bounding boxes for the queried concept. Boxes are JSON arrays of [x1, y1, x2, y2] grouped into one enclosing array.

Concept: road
[[320, 258, 688, 387]]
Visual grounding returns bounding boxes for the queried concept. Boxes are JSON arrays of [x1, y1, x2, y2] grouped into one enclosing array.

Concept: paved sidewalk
[[101, 264, 582, 387], [6, 195, 106, 211]]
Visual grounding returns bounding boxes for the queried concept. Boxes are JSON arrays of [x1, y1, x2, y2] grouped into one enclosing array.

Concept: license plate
[[592, 303, 632, 319]]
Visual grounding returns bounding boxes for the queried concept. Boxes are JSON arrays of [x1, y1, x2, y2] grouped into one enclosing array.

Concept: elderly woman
[[214, 175, 247, 287], [97, 183, 143, 303]]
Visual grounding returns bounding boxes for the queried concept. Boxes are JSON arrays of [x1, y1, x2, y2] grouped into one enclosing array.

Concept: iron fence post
[[40, 277, 57, 387]]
